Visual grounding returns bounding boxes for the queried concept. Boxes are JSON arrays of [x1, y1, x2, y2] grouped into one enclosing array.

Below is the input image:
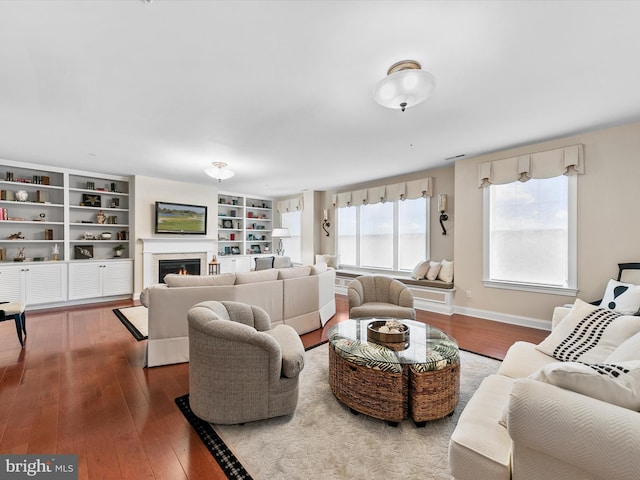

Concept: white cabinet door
[[69, 260, 132, 300], [102, 260, 133, 296], [68, 262, 102, 300], [0, 263, 67, 304], [24, 263, 67, 304], [0, 264, 23, 302], [218, 256, 251, 273]]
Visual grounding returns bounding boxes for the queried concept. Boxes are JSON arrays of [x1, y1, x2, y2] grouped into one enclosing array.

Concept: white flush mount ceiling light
[[205, 162, 235, 182], [373, 60, 436, 112]]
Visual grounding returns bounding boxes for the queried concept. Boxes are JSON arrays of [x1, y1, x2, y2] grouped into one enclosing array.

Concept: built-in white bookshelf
[[217, 193, 273, 256], [0, 159, 133, 307]]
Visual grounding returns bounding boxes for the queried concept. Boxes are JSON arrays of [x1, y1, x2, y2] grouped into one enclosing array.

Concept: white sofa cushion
[[529, 360, 640, 411], [535, 299, 640, 363], [599, 278, 640, 314], [277, 266, 311, 279], [606, 331, 640, 363], [310, 262, 328, 275], [164, 273, 236, 287], [234, 269, 279, 284], [497, 341, 557, 379]]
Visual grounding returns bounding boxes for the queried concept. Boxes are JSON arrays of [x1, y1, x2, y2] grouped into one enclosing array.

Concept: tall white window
[[337, 197, 428, 272], [484, 175, 577, 293], [361, 202, 393, 269], [280, 210, 301, 264], [337, 206, 357, 266]]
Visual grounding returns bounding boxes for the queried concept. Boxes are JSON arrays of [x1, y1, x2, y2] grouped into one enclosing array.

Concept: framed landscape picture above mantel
[[155, 201, 207, 235]]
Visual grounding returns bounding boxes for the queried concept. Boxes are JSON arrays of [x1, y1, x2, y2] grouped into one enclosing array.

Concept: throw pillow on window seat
[[411, 260, 431, 280], [425, 261, 442, 281], [437, 259, 454, 283]]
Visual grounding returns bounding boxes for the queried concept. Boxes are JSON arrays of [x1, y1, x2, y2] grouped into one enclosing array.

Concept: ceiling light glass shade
[[373, 60, 436, 111], [205, 162, 235, 182]]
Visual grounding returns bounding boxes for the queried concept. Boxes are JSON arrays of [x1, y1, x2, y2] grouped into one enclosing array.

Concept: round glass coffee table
[[328, 318, 460, 425]]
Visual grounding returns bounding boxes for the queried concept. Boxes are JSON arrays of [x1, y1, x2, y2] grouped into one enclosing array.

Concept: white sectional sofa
[[449, 299, 640, 480], [140, 264, 336, 367]]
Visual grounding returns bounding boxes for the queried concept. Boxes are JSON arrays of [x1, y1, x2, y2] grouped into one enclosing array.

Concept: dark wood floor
[[0, 296, 548, 479]]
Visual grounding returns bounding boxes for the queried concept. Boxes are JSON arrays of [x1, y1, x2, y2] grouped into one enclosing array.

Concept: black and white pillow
[[599, 279, 640, 315], [536, 299, 640, 363]]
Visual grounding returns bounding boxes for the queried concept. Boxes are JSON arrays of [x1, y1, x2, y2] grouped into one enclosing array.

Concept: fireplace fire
[[158, 258, 201, 283]]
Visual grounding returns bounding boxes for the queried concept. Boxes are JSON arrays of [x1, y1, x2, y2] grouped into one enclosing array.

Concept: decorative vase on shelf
[[15, 190, 28, 202], [96, 210, 106, 224]]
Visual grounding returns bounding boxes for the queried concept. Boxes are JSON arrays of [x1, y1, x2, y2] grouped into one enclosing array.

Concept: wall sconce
[[438, 194, 448, 236], [322, 209, 331, 237]]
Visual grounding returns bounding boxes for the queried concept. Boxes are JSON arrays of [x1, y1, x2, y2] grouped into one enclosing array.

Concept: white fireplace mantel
[[140, 237, 217, 287]]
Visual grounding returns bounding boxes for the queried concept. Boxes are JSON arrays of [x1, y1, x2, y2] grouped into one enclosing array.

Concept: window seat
[[335, 270, 455, 315]]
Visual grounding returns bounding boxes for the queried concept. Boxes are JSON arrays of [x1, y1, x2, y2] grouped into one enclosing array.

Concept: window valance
[[331, 178, 432, 207], [478, 144, 584, 188], [276, 196, 304, 213]]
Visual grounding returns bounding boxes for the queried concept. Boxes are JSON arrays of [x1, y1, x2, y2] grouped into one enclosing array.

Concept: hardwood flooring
[[0, 296, 548, 479]]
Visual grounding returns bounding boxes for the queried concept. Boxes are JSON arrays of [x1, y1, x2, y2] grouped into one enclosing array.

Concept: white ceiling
[[1, 1, 640, 198]]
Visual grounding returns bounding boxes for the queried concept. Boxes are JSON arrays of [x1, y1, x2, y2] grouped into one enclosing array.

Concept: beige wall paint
[[132, 175, 218, 294], [316, 165, 455, 264], [454, 121, 640, 325]]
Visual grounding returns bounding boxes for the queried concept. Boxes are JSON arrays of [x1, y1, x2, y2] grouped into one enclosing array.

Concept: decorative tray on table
[[367, 320, 410, 350]]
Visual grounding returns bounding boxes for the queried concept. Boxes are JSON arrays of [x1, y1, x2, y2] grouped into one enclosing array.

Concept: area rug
[[113, 306, 148, 340], [175, 343, 500, 480]]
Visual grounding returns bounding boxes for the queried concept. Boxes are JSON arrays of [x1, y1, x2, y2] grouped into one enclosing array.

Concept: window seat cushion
[[336, 270, 454, 290]]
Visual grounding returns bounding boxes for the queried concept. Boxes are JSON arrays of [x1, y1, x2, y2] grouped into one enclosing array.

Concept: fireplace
[[140, 238, 215, 289], [158, 258, 201, 283]]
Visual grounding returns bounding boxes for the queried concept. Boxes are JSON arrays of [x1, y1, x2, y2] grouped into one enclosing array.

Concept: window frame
[[482, 175, 578, 296], [336, 197, 430, 274]]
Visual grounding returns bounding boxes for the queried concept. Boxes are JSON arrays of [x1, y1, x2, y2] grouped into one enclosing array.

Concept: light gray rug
[[113, 305, 148, 339], [213, 343, 500, 480]]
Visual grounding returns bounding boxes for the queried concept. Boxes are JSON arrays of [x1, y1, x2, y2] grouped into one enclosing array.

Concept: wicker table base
[[329, 343, 460, 424], [329, 343, 408, 422], [410, 363, 460, 423]]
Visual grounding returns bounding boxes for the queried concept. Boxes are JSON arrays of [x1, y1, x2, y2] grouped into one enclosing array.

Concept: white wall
[[132, 175, 218, 294]]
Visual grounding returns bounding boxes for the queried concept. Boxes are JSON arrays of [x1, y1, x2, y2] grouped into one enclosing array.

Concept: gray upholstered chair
[[187, 300, 305, 424], [348, 275, 416, 320]]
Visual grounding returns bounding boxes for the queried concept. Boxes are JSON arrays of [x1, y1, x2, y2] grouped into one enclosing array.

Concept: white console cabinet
[[0, 262, 67, 305], [68, 260, 133, 300]]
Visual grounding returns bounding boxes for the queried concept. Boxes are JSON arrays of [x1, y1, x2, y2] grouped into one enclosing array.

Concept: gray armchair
[[187, 300, 305, 424], [348, 275, 416, 320]]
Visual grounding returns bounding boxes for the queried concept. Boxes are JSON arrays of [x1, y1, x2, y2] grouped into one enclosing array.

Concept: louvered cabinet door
[[24, 263, 67, 304], [68, 262, 102, 300], [0, 265, 22, 302]]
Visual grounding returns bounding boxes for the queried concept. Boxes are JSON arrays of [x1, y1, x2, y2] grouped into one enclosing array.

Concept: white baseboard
[[454, 306, 551, 331]]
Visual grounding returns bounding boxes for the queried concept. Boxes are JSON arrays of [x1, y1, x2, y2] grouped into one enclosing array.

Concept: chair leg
[[14, 313, 25, 347], [21, 311, 26, 338]]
